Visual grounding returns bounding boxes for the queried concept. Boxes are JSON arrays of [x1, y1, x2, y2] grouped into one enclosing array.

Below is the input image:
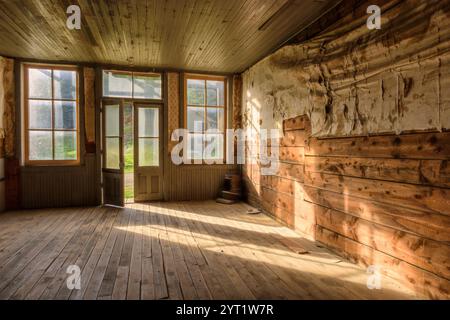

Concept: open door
[[102, 99, 124, 207], [134, 103, 163, 201]]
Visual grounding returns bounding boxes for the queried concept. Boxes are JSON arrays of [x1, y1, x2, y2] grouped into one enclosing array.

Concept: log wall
[[243, 115, 450, 299]]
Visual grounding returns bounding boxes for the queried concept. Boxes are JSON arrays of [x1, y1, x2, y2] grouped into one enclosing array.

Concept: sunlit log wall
[[242, 0, 450, 299]]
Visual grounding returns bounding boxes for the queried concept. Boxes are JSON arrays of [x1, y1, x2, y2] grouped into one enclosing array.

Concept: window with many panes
[[184, 74, 226, 161], [24, 64, 79, 165]]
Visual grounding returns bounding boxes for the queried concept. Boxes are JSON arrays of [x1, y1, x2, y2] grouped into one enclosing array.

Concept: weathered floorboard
[[0, 202, 419, 300]]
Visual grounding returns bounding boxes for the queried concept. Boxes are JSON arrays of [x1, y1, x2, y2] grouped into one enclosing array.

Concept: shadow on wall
[[242, 111, 450, 300]]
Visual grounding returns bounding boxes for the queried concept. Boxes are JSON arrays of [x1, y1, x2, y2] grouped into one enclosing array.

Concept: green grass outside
[[124, 145, 134, 174], [125, 184, 134, 200], [124, 145, 134, 201]]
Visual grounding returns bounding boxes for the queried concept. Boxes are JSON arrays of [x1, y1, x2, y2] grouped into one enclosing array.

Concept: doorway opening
[[101, 99, 163, 207], [123, 102, 134, 204]]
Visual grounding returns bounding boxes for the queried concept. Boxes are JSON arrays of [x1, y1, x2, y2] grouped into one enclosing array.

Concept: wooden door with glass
[[102, 99, 124, 207], [134, 103, 163, 201]]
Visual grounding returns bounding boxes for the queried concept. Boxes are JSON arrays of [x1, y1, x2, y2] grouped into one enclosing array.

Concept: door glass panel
[[104, 103, 121, 170], [105, 104, 120, 136], [138, 108, 159, 137], [106, 137, 120, 169], [138, 106, 159, 167], [139, 138, 159, 166]]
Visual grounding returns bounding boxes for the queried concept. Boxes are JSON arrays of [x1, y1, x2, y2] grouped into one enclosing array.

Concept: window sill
[[175, 161, 231, 167], [24, 160, 81, 167]]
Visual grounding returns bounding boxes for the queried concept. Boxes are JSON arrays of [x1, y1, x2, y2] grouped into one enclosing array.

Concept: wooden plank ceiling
[[0, 0, 337, 73]]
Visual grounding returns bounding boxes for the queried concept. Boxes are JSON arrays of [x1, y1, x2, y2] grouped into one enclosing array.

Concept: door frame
[[101, 98, 165, 205], [96, 69, 167, 206]]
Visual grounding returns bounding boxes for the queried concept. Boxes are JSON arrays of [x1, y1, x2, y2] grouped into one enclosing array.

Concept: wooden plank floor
[[0, 201, 419, 300]]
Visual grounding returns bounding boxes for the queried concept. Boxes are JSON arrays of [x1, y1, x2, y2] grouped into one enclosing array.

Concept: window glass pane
[[133, 74, 162, 99], [139, 108, 159, 137], [106, 137, 120, 169], [187, 133, 203, 160], [187, 107, 205, 132], [139, 138, 159, 166], [55, 131, 77, 160], [54, 70, 77, 100], [205, 134, 224, 159], [105, 104, 120, 136], [29, 68, 52, 99], [206, 108, 224, 132], [103, 71, 132, 98], [55, 101, 76, 129], [29, 100, 52, 129], [187, 79, 205, 105], [207, 80, 225, 106], [29, 131, 53, 160]]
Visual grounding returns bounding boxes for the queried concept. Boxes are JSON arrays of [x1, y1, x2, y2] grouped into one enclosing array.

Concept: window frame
[[23, 63, 80, 166], [102, 70, 163, 100], [183, 73, 228, 162]]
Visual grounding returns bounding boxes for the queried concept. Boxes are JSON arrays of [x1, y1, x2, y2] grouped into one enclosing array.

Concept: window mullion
[[132, 72, 135, 99]]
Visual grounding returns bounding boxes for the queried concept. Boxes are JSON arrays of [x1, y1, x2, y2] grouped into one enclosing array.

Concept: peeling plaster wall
[[242, 0, 450, 137]]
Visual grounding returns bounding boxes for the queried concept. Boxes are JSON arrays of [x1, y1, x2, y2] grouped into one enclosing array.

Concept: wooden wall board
[[242, 115, 450, 299], [302, 185, 450, 243], [306, 132, 450, 160], [305, 156, 450, 188]]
